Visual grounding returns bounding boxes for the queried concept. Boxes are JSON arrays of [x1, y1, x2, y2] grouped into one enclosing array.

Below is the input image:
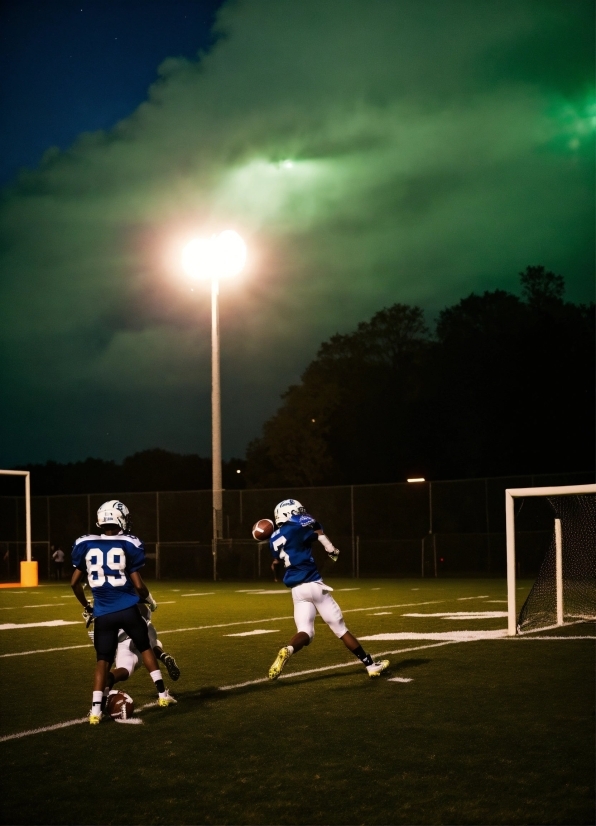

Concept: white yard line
[[23, 604, 66, 608], [0, 644, 92, 658], [180, 593, 215, 597], [1, 634, 593, 743], [224, 629, 280, 637], [389, 677, 413, 683], [0, 620, 79, 631], [457, 596, 490, 601]]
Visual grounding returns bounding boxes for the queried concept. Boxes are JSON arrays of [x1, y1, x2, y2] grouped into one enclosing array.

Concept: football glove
[[82, 603, 95, 628], [327, 548, 340, 563], [146, 593, 158, 612]]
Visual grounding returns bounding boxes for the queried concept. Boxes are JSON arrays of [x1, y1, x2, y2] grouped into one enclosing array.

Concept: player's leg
[[121, 605, 176, 706], [153, 639, 181, 681], [314, 586, 390, 677], [90, 614, 119, 723], [268, 584, 316, 680]]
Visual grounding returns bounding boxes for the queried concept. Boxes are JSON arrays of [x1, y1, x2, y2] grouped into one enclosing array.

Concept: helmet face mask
[[274, 499, 306, 527], [96, 500, 130, 532]]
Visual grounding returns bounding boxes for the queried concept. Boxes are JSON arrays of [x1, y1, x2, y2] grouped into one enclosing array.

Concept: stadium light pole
[[182, 231, 247, 580]]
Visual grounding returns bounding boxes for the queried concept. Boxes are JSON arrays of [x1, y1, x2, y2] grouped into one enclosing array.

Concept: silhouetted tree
[[246, 268, 594, 485]]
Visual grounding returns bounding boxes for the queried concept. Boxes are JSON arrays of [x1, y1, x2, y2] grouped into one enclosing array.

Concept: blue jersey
[[269, 513, 322, 588], [71, 532, 145, 617]]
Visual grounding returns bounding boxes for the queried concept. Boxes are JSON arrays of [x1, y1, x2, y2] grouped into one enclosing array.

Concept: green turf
[[0, 579, 593, 825]]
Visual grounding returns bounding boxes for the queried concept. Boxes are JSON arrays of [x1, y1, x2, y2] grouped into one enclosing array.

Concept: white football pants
[[115, 623, 159, 676], [291, 580, 348, 639]]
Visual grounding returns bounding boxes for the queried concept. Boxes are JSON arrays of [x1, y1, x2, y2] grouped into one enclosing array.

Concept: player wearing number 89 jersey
[[71, 500, 175, 724], [71, 534, 145, 615]]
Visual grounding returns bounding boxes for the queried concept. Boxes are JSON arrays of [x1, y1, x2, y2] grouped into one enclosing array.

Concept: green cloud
[[1, 0, 593, 465]]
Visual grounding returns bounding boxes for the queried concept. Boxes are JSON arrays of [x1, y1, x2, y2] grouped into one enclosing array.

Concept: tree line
[[245, 266, 594, 486]]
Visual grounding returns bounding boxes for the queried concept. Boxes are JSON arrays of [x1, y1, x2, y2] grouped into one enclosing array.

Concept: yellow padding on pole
[[20, 561, 38, 587]]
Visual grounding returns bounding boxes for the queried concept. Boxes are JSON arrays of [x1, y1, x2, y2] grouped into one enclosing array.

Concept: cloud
[[1, 0, 594, 465]]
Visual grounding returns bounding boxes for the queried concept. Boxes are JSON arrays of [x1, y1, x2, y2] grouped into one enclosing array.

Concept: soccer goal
[[0, 469, 37, 587], [506, 483, 596, 635]]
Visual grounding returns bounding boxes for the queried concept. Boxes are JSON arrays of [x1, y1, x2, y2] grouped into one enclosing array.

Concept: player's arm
[[71, 568, 95, 626], [315, 529, 340, 562], [130, 571, 157, 611], [71, 568, 90, 608]]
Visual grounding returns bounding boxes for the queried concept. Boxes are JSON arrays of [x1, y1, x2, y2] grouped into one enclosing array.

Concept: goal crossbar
[[506, 483, 596, 635]]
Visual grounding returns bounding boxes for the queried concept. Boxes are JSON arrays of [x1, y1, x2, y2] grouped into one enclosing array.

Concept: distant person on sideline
[[52, 546, 65, 580], [267, 498, 390, 680]]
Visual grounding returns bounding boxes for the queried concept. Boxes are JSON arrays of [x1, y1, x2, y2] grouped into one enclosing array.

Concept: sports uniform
[[270, 514, 347, 640], [267, 499, 389, 680], [71, 499, 175, 724], [71, 531, 150, 663]]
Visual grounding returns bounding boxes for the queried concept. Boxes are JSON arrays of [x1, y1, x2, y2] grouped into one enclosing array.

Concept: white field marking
[[0, 600, 452, 655], [371, 588, 381, 590], [4, 635, 593, 743], [517, 618, 595, 635], [0, 644, 92, 658], [457, 596, 489, 601], [338, 588, 360, 591], [181, 592, 215, 597], [244, 590, 288, 595], [23, 604, 66, 608], [360, 630, 508, 641], [369, 612, 392, 616], [486, 600, 507, 603], [224, 629, 280, 637], [0, 620, 79, 631], [403, 611, 507, 619], [510, 635, 596, 640], [388, 677, 413, 683], [157, 601, 176, 605], [219, 642, 455, 691], [235, 589, 264, 593], [115, 717, 143, 725], [171, 589, 180, 591], [411, 588, 419, 591]]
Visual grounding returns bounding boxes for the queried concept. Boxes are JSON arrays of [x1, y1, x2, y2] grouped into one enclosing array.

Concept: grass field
[[0, 578, 594, 825]]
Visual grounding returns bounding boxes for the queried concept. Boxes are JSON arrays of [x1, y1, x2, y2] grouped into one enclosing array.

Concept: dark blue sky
[[0, 0, 225, 185]]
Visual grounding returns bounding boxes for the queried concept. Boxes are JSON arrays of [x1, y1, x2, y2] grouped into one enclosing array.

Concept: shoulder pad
[[73, 533, 99, 546]]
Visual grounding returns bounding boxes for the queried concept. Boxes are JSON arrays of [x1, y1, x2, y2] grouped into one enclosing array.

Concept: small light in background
[[311, 418, 316, 423], [236, 469, 241, 474], [407, 477, 426, 483]]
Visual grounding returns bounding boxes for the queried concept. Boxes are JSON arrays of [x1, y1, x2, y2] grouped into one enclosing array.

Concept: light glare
[[182, 230, 247, 279]]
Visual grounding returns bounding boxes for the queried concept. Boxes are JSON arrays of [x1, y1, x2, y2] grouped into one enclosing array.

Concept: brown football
[[106, 691, 134, 721], [252, 518, 275, 541]]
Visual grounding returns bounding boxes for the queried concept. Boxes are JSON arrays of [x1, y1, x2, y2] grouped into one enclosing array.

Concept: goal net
[[506, 484, 596, 635]]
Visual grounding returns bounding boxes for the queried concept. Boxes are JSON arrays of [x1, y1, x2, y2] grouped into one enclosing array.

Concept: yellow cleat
[[88, 713, 102, 725], [366, 659, 390, 678], [158, 691, 177, 707], [268, 646, 292, 680]]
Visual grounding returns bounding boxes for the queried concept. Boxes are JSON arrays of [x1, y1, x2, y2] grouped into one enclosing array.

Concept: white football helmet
[[274, 499, 306, 526], [97, 500, 130, 531]]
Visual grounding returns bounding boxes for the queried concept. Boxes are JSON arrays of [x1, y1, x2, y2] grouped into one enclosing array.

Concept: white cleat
[[158, 690, 177, 707], [366, 659, 390, 678]]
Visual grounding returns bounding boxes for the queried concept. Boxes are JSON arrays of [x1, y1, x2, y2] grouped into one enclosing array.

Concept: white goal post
[[0, 470, 31, 561], [506, 483, 596, 635]]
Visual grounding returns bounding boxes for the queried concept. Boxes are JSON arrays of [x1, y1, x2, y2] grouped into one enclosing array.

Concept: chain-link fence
[[0, 471, 591, 581]]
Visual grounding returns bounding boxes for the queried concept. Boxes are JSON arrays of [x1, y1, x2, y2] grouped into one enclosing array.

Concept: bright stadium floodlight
[[182, 231, 247, 581], [407, 477, 425, 483]]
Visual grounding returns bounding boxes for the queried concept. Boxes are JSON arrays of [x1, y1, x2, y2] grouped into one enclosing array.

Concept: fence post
[[421, 536, 425, 578], [156, 491, 160, 580], [350, 485, 355, 578], [356, 535, 360, 578]]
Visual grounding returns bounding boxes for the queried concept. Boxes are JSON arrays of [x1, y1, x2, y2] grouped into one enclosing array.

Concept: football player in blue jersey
[[267, 498, 389, 680], [71, 500, 176, 724]]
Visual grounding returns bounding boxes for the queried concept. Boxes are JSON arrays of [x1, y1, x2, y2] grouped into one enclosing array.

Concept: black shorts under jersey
[[93, 604, 150, 663]]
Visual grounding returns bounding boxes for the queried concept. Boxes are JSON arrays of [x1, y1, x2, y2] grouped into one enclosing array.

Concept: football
[[252, 518, 274, 541], [106, 691, 134, 721]]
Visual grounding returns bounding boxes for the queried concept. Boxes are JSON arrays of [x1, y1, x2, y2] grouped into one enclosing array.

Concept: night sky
[[1, 0, 594, 468]]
